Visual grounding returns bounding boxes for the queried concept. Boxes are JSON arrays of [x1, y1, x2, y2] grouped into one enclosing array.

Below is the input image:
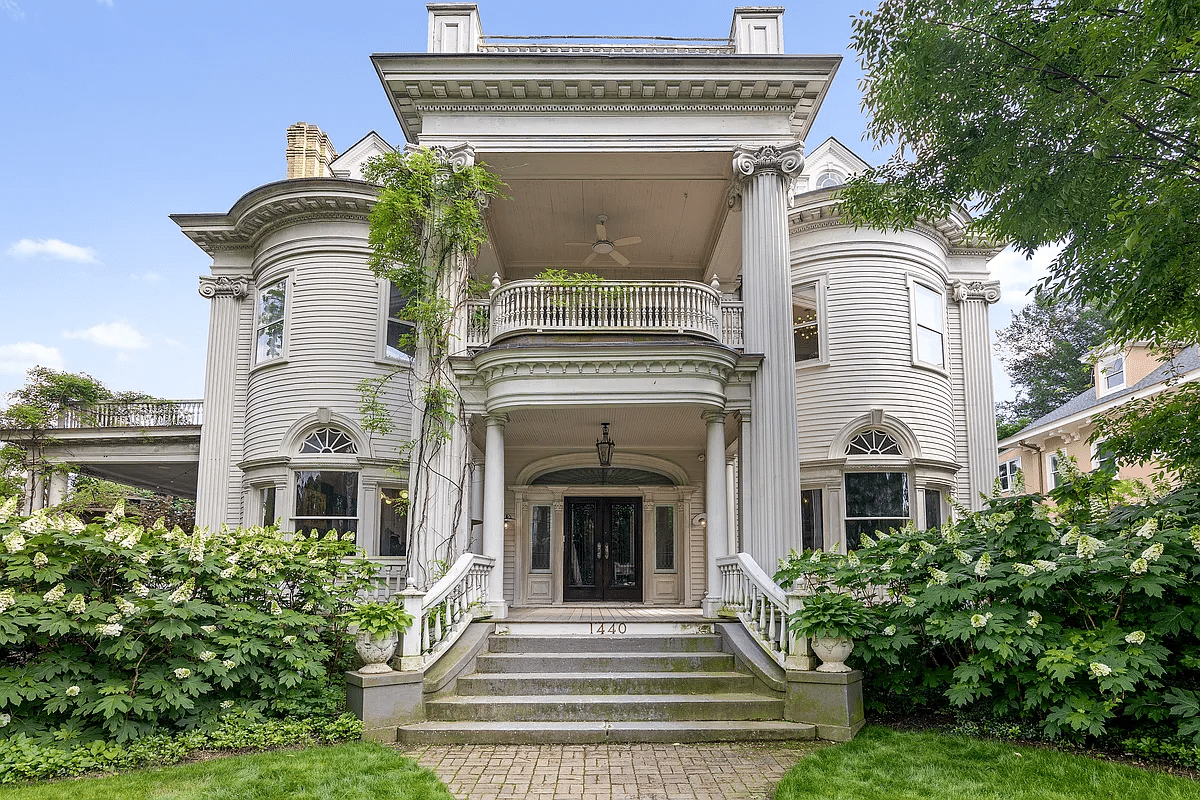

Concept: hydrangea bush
[[775, 467, 1200, 743], [0, 497, 379, 742]]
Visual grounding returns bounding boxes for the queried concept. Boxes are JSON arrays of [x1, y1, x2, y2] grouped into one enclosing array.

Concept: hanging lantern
[[596, 422, 615, 467]]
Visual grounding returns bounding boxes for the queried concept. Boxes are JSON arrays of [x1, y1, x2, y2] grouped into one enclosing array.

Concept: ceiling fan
[[565, 215, 642, 266]]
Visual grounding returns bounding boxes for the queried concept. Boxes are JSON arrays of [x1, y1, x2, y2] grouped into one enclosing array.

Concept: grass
[[774, 726, 1200, 800], [0, 742, 453, 800]]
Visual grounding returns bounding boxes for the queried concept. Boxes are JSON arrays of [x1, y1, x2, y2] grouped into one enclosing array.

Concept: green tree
[[995, 293, 1111, 437], [839, 0, 1200, 346]]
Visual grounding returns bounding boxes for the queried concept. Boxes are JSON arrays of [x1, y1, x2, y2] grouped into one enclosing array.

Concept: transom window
[[846, 430, 902, 456], [256, 278, 287, 362], [300, 428, 357, 454], [912, 283, 945, 368]]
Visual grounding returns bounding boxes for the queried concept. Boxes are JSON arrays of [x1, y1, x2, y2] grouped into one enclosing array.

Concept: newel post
[[784, 590, 814, 671], [397, 586, 425, 672]]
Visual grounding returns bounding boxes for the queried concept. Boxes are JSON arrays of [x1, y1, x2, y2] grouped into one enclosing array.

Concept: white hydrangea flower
[[200, 624, 217, 633], [133, 550, 153, 564], [0, 495, 18, 523], [1027, 611, 1042, 628], [269, 601, 283, 615], [168, 579, 195, 605], [1076, 535, 1104, 560], [199, 651, 216, 662], [897, 542, 910, 554], [65, 685, 80, 697], [860, 534, 876, 549], [226, 553, 241, 565], [928, 567, 949, 585], [901, 595, 917, 608], [103, 500, 126, 524], [941, 528, 962, 545], [0, 588, 14, 613], [970, 612, 993, 629], [132, 582, 150, 598], [60, 514, 85, 535], [846, 552, 860, 567], [221, 660, 236, 670], [1189, 526, 1200, 554], [4, 531, 26, 554], [116, 596, 137, 616], [1088, 662, 1112, 678], [32, 552, 48, 568], [1135, 518, 1159, 539], [955, 549, 972, 565], [220, 700, 234, 709], [974, 552, 992, 577], [1130, 558, 1149, 575], [1125, 630, 1146, 645], [1033, 559, 1059, 572], [43, 583, 66, 603], [119, 532, 141, 549], [1060, 528, 1080, 547], [19, 512, 48, 535], [880, 559, 894, 572], [882, 625, 896, 636], [919, 541, 937, 555], [96, 623, 123, 636], [282, 635, 297, 645], [67, 594, 87, 614], [1142, 542, 1164, 562], [173, 667, 191, 679], [0, 713, 10, 727], [1014, 563, 1036, 576], [220, 566, 236, 579]]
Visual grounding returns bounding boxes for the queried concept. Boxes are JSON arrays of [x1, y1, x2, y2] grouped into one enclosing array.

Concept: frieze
[[198, 276, 251, 300]]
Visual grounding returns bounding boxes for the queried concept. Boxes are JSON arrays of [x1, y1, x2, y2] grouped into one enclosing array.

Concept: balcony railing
[[56, 400, 204, 429]]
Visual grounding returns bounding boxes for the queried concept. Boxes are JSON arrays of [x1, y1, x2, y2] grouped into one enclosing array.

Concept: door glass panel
[[608, 502, 636, 588], [567, 503, 596, 588]]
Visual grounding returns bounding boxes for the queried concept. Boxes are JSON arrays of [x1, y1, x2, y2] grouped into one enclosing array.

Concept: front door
[[564, 497, 642, 602]]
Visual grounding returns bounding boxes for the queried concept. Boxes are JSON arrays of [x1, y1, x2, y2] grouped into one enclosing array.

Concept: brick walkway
[[396, 741, 830, 800]]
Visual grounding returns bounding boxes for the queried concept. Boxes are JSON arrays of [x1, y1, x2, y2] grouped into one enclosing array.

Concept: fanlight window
[[846, 430, 902, 456], [300, 428, 357, 455]]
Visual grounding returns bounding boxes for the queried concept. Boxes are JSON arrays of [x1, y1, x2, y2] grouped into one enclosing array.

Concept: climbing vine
[[358, 146, 504, 585]]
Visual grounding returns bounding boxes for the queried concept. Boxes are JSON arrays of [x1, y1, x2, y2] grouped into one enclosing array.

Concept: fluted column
[[702, 411, 729, 618], [482, 413, 509, 618], [953, 280, 1002, 510], [196, 276, 250, 531], [732, 143, 805, 571]]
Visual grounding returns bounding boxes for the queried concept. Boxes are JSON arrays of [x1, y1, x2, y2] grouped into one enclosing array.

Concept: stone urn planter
[[354, 631, 399, 674], [811, 636, 855, 673]]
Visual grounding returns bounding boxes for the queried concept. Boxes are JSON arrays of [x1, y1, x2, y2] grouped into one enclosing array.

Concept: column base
[[701, 595, 724, 619]]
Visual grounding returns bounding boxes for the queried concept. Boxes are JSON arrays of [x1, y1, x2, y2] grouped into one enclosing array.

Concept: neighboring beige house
[[997, 343, 1200, 493]]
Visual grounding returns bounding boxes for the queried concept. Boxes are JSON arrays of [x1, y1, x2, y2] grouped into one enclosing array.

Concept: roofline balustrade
[[55, 400, 204, 430]]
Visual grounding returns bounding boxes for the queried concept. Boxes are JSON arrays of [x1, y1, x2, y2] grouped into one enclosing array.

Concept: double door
[[564, 497, 642, 602]]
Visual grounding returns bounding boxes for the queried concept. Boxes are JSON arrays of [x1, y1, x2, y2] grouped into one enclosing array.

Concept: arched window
[[299, 428, 357, 454], [815, 170, 844, 189], [846, 430, 902, 456]]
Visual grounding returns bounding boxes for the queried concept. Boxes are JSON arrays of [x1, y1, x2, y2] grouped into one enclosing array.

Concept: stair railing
[[716, 552, 813, 670], [396, 552, 495, 671]]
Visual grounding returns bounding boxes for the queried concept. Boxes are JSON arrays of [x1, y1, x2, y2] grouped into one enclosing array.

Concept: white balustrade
[[716, 552, 812, 670], [721, 301, 745, 349], [465, 299, 490, 348], [397, 552, 495, 671], [56, 400, 204, 429]]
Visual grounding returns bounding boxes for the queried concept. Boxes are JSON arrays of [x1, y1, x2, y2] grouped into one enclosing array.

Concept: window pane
[[257, 321, 284, 361], [845, 472, 909, 518], [655, 506, 675, 570], [846, 518, 908, 550], [916, 326, 944, 367], [1104, 357, 1124, 389], [380, 488, 407, 557], [914, 285, 943, 332], [258, 280, 286, 327], [386, 283, 417, 360], [295, 471, 358, 517], [531, 505, 551, 571], [801, 489, 823, 551], [925, 490, 942, 530], [292, 518, 356, 536], [793, 282, 819, 362], [261, 487, 276, 527]]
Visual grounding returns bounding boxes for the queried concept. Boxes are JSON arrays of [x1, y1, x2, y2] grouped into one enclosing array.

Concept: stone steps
[[427, 692, 782, 722], [474, 651, 737, 674], [484, 633, 723, 654], [455, 670, 753, 696], [395, 719, 816, 745]]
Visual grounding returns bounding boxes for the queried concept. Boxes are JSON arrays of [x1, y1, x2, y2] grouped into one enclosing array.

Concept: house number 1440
[[589, 622, 628, 635]]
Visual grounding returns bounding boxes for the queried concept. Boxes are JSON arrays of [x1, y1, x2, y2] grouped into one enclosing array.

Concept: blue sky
[[0, 0, 1044, 403]]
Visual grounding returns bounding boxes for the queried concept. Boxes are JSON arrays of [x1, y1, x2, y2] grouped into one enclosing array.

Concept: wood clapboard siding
[[226, 299, 254, 524]]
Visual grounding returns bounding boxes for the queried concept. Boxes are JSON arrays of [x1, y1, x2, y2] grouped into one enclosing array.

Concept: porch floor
[[504, 605, 706, 623]]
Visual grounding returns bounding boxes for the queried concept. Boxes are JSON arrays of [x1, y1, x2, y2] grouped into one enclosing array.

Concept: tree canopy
[[839, 0, 1200, 345], [995, 294, 1111, 437]]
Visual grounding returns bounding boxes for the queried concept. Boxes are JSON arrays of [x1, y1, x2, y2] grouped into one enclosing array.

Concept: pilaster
[[482, 412, 509, 618], [702, 410, 729, 618], [732, 143, 805, 571], [952, 280, 1002, 509], [195, 276, 249, 530]]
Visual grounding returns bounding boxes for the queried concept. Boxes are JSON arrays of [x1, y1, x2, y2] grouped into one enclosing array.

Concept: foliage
[[773, 726, 1200, 800], [1093, 381, 1200, 482], [788, 591, 873, 640], [359, 147, 505, 586], [994, 293, 1112, 432], [0, 740, 457, 799], [839, 0, 1200, 347], [533, 268, 605, 288], [1120, 733, 1200, 770], [343, 602, 414, 640], [55, 477, 196, 533], [0, 499, 381, 742], [775, 469, 1200, 743]]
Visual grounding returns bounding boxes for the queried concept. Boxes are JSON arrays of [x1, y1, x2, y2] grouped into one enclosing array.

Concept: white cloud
[[6, 238, 98, 263], [1, 1, 23, 21], [62, 322, 149, 350], [987, 243, 1061, 306], [0, 342, 64, 375], [129, 271, 162, 281]]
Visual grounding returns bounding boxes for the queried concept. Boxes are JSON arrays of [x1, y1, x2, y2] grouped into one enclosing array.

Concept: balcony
[[465, 280, 744, 349], [56, 400, 204, 430]]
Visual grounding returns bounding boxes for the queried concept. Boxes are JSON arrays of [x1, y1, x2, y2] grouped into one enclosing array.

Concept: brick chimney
[[285, 122, 338, 179]]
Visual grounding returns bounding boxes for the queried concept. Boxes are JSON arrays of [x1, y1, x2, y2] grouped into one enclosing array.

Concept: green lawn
[[0, 743, 453, 800], [774, 726, 1200, 800]]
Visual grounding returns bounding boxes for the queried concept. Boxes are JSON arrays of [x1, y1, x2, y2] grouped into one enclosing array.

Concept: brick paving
[[396, 741, 831, 800]]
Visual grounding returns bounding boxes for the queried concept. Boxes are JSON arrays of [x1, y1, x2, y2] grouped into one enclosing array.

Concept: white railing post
[[397, 585, 425, 672], [785, 589, 814, 670]]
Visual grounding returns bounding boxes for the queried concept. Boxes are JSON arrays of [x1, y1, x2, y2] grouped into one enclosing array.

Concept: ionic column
[[196, 276, 250, 531], [952, 280, 1002, 510], [482, 413, 509, 618], [46, 472, 69, 508], [725, 455, 738, 555], [702, 411, 729, 618], [732, 143, 805, 571]]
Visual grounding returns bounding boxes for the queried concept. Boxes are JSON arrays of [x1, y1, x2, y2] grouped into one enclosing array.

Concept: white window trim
[[998, 457, 1022, 492], [374, 483, 409, 563], [793, 274, 829, 368], [1046, 451, 1062, 490], [652, 503, 679, 574], [1092, 439, 1116, 472], [907, 275, 949, 375], [252, 273, 291, 370], [529, 504, 553, 573], [376, 278, 416, 365], [1097, 353, 1126, 397]]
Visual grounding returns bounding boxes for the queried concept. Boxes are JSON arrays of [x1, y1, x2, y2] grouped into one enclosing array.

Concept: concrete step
[[396, 719, 817, 745], [485, 633, 723, 654], [474, 651, 736, 674], [426, 693, 783, 722], [455, 671, 756, 696]]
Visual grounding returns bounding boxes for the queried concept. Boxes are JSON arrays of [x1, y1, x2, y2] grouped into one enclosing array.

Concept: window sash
[[385, 282, 417, 360], [654, 506, 675, 571], [530, 505, 551, 571], [379, 488, 407, 557], [256, 279, 286, 362], [913, 283, 945, 367], [801, 489, 823, 551]]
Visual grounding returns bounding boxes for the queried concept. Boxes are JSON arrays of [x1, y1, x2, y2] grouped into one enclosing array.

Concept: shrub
[[0, 496, 380, 742], [776, 468, 1200, 743]]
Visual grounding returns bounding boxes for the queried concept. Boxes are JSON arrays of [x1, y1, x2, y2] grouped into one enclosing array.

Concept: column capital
[[407, 142, 476, 170], [702, 410, 727, 425], [198, 275, 250, 300], [485, 412, 509, 428], [950, 279, 1002, 305], [732, 142, 805, 181]]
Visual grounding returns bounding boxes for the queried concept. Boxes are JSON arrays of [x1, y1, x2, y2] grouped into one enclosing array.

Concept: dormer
[[792, 137, 870, 199], [1090, 342, 1161, 398], [329, 132, 395, 181]]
